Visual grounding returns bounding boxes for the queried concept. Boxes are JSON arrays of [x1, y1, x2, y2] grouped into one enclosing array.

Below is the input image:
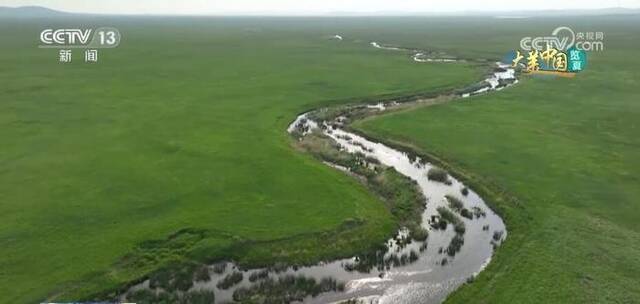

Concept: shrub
[[369, 167, 425, 229], [446, 195, 472, 219], [394, 233, 412, 248], [148, 268, 171, 290], [232, 275, 344, 303], [493, 230, 504, 242], [270, 262, 289, 273], [472, 206, 487, 218], [212, 262, 226, 274], [446, 234, 465, 256], [437, 206, 466, 235], [430, 216, 448, 230], [409, 250, 420, 263], [445, 195, 464, 211], [461, 187, 469, 196], [183, 290, 215, 304], [248, 269, 270, 282], [427, 167, 450, 184], [437, 207, 456, 223], [193, 266, 210, 282], [409, 225, 429, 242], [148, 262, 196, 292], [460, 208, 473, 220], [216, 271, 243, 290]]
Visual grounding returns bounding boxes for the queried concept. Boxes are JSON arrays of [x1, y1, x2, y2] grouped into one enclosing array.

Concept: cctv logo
[[519, 26, 605, 52], [520, 26, 575, 51], [40, 29, 93, 45], [39, 27, 121, 48]]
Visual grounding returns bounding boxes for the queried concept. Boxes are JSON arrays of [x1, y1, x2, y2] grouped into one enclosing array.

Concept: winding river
[[123, 41, 517, 304]]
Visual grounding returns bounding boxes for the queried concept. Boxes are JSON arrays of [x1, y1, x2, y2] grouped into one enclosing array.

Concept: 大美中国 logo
[[504, 45, 587, 77], [504, 26, 598, 77]]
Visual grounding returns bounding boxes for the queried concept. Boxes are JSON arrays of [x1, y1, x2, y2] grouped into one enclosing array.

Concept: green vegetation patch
[[427, 167, 451, 184], [233, 275, 345, 303]]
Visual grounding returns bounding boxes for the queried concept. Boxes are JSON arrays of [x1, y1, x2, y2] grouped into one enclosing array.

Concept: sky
[[2, 0, 640, 15]]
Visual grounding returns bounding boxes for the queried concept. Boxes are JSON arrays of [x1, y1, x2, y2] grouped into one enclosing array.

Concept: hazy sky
[[2, 0, 640, 15]]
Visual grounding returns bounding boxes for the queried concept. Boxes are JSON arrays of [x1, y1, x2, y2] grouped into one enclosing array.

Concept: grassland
[[355, 15, 640, 303], [0, 16, 484, 302], [3, 13, 639, 303]]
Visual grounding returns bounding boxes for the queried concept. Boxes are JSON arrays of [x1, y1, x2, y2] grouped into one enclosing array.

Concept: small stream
[[123, 41, 517, 304]]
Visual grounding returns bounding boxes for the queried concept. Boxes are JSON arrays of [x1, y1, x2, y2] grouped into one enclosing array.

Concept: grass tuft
[[427, 167, 450, 184], [216, 271, 244, 290]]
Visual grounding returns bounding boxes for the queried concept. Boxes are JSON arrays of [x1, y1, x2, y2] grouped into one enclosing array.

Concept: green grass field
[[355, 15, 640, 303], [0, 16, 484, 302]]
